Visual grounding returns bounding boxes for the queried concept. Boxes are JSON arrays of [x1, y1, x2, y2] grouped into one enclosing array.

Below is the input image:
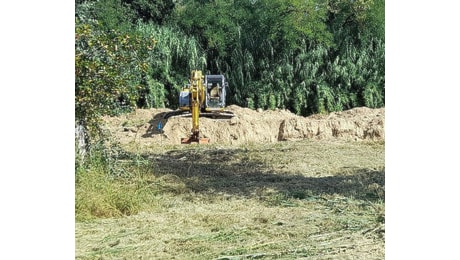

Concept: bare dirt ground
[[103, 105, 384, 146]]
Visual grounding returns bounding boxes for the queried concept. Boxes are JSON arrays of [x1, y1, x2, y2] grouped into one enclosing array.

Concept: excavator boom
[[180, 70, 210, 144]]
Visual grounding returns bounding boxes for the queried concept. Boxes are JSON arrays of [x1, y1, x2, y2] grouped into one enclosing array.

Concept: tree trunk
[[75, 123, 88, 164]]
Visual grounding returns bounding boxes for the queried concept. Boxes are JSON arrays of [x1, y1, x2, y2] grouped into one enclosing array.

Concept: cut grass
[[76, 139, 384, 259]]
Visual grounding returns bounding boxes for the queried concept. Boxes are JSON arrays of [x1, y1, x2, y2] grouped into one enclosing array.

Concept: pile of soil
[[103, 105, 384, 146]]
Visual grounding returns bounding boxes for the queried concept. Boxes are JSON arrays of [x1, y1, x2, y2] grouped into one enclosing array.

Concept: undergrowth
[[75, 141, 157, 221]]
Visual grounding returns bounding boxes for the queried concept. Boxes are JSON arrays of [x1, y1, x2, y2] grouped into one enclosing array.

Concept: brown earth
[[102, 105, 385, 146]]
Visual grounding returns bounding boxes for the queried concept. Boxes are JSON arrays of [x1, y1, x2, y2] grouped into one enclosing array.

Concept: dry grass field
[[76, 135, 384, 259]]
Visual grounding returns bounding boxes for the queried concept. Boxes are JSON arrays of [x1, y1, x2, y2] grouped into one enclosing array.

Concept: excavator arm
[[181, 70, 210, 144]]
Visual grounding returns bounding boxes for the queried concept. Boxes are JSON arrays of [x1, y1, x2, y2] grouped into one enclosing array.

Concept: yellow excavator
[[165, 70, 234, 144]]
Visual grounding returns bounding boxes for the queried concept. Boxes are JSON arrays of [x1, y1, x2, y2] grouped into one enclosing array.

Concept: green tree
[[326, 0, 384, 48], [123, 0, 175, 24], [75, 18, 156, 140], [95, 0, 136, 32], [363, 0, 385, 41]]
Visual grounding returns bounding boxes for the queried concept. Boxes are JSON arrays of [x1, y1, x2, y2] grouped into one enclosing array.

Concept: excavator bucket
[[181, 137, 210, 144]]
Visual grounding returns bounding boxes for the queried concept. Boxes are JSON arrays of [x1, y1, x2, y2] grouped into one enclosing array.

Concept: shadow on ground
[[147, 147, 385, 202], [142, 111, 180, 137]]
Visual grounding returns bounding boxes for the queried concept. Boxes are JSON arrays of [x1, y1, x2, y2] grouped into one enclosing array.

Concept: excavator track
[[180, 137, 210, 144]]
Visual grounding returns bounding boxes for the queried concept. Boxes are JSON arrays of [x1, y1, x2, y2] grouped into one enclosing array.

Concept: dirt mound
[[278, 107, 385, 141], [103, 105, 384, 146]]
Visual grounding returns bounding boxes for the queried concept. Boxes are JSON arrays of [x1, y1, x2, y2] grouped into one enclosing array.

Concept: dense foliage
[[75, 0, 384, 143]]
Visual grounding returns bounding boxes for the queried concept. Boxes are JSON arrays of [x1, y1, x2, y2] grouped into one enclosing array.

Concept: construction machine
[[163, 70, 234, 144]]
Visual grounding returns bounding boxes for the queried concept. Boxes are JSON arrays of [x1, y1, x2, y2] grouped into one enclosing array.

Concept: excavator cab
[[205, 75, 227, 111]]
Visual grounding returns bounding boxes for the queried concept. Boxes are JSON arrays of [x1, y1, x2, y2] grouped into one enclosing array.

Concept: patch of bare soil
[[103, 105, 384, 146]]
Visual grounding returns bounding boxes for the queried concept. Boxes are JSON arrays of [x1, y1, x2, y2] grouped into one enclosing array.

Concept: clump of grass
[[75, 169, 158, 221], [75, 143, 158, 221]]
